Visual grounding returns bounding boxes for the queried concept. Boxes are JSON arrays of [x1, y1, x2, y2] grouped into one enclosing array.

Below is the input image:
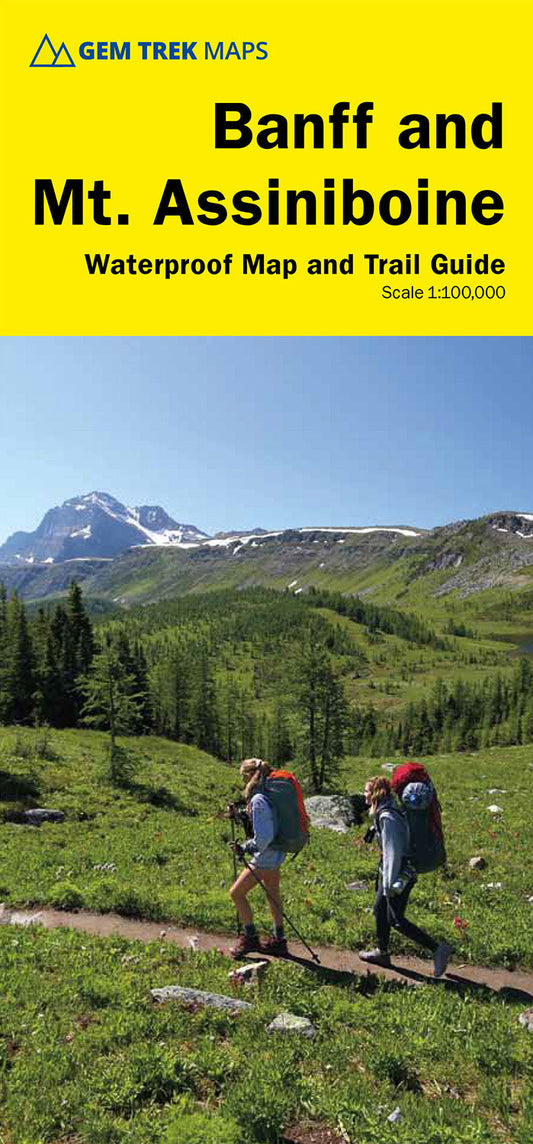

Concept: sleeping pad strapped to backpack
[[261, 770, 310, 854], [391, 762, 446, 874]]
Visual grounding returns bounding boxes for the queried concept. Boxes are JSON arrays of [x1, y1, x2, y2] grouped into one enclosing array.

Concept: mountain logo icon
[[30, 34, 75, 67]]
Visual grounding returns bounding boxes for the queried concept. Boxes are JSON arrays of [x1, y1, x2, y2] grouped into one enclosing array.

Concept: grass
[[1, 728, 533, 967], [0, 925, 532, 1143], [1, 726, 533, 1142]]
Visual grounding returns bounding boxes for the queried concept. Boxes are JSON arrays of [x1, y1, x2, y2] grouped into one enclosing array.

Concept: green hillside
[[2, 581, 533, 777], [2, 512, 533, 613]]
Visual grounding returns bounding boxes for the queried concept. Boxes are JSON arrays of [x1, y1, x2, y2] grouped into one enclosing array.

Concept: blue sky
[[0, 337, 530, 540]]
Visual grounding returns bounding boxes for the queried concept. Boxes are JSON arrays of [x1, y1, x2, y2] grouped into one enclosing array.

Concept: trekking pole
[[240, 851, 321, 964], [230, 816, 242, 935]]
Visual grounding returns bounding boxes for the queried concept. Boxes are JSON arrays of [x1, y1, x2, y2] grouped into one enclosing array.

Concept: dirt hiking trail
[[2, 904, 533, 1003]]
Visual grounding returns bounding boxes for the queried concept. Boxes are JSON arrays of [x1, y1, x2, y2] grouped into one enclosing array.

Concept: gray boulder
[[150, 985, 252, 1012], [305, 794, 365, 833], [24, 808, 65, 826]]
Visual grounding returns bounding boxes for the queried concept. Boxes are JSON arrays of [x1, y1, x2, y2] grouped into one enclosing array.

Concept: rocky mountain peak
[[0, 492, 210, 565]]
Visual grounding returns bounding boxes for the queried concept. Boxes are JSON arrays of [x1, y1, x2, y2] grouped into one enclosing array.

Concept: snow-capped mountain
[[0, 492, 210, 565]]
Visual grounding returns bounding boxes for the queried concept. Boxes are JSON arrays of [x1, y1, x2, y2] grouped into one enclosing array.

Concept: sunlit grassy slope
[[1, 727, 532, 968]]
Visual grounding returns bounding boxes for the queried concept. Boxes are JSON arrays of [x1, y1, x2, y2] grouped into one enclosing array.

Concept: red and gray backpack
[[391, 763, 446, 874], [261, 770, 310, 855]]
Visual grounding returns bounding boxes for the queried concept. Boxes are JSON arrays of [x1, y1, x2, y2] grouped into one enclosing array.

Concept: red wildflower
[[454, 916, 468, 930]]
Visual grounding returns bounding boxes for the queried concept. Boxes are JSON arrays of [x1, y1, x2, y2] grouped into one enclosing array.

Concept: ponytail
[[365, 776, 392, 814], [240, 757, 273, 804]]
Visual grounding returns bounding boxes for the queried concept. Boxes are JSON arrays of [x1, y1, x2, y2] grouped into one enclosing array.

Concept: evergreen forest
[[1, 581, 533, 790]]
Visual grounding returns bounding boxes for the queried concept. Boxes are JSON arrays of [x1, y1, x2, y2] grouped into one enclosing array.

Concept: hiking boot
[[229, 932, 262, 960], [260, 934, 289, 957], [358, 948, 391, 967], [433, 942, 453, 978]]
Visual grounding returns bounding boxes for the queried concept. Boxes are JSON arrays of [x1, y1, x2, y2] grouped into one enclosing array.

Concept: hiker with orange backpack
[[228, 758, 309, 961], [358, 767, 453, 978]]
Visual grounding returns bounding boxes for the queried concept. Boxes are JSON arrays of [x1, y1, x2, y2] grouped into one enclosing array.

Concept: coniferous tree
[[79, 640, 143, 747], [132, 642, 152, 732], [297, 628, 347, 792], [67, 580, 95, 676], [171, 649, 193, 742], [4, 593, 35, 724], [193, 649, 219, 755], [269, 700, 293, 765]]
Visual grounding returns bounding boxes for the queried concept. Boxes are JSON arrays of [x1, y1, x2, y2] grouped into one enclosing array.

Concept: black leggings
[[374, 876, 438, 954]]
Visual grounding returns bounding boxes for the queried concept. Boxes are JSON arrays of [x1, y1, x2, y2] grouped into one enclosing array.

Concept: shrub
[[49, 880, 85, 909], [34, 723, 57, 761], [166, 1110, 241, 1144]]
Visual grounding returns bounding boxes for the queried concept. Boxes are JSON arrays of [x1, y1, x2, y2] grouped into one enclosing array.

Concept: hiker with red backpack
[[228, 758, 309, 961], [358, 763, 453, 978]]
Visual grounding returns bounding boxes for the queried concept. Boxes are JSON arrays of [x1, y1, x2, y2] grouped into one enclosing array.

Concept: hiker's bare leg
[[229, 868, 258, 926], [259, 869, 283, 928]]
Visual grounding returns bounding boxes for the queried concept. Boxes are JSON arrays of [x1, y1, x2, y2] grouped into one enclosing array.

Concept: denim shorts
[[250, 847, 285, 871]]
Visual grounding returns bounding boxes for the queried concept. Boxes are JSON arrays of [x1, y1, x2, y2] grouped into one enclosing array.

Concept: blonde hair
[[365, 776, 392, 813], [240, 758, 274, 803]]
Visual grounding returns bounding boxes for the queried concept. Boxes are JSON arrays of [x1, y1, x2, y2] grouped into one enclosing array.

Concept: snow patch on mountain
[[201, 525, 422, 550], [298, 526, 422, 537]]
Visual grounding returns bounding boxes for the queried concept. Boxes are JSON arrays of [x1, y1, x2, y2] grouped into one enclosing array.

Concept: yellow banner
[[0, 0, 530, 334]]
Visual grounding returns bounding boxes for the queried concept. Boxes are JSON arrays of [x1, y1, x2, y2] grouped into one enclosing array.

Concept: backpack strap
[[375, 802, 414, 877]]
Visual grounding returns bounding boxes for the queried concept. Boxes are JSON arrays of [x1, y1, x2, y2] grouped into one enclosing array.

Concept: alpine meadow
[[1, 492, 533, 1143]]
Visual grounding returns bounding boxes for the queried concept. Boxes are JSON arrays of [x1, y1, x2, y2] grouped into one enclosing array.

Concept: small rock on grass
[[267, 1012, 316, 1038], [387, 1107, 402, 1124], [8, 911, 44, 927], [24, 808, 65, 826], [519, 1009, 533, 1032], [469, 856, 487, 870]]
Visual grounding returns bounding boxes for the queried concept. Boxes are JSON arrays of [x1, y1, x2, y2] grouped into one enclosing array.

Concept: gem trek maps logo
[[30, 34, 75, 67], [29, 35, 268, 65]]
